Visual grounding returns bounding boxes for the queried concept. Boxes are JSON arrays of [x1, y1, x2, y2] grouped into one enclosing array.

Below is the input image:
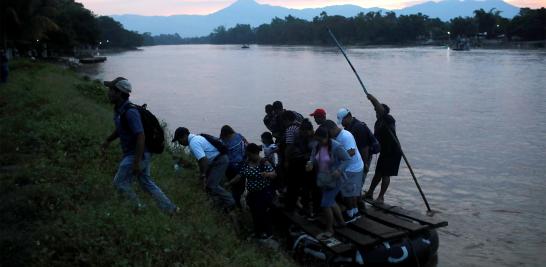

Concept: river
[[80, 45, 546, 267]]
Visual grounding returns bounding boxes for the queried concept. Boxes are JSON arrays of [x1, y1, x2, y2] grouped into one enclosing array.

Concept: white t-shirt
[[335, 129, 364, 173], [262, 143, 278, 166], [188, 134, 220, 161]]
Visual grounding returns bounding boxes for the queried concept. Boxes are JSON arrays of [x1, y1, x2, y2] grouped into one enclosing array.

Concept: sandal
[[317, 232, 334, 241]]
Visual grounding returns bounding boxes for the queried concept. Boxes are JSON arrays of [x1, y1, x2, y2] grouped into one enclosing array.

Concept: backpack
[[121, 103, 165, 154], [200, 133, 229, 155]]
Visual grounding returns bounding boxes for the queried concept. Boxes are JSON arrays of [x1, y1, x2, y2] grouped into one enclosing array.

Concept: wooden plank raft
[[364, 199, 448, 228], [279, 200, 448, 256], [283, 211, 354, 254]]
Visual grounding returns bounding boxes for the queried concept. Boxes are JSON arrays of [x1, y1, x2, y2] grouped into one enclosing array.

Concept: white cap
[[104, 77, 132, 94], [115, 79, 132, 94], [336, 108, 351, 124]]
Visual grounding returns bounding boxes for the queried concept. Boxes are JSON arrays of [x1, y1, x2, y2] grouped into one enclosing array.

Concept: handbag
[[316, 172, 337, 189]]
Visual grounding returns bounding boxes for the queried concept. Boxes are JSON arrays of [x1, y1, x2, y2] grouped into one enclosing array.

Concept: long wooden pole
[[328, 29, 432, 213]]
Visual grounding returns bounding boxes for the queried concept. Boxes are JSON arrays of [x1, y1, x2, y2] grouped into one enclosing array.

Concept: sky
[[77, 0, 546, 16]]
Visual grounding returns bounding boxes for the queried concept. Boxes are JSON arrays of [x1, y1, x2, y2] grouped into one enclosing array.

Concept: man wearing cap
[[172, 127, 235, 211], [309, 108, 327, 125], [337, 108, 376, 210], [101, 77, 177, 214], [322, 120, 364, 223]]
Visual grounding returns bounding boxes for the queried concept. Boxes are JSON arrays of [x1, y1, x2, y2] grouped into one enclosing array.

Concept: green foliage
[[96, 16, 144, 48], [171, 7, 545, 46], [508, 8, 546, 41], [210, 24, 254, 44], [0, 61, 295, 267], [1, 0, 143, 51]]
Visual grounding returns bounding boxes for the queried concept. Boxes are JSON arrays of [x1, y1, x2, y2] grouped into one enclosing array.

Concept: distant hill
[[111, 0, 521, 37], [396, 0, 520, 21]]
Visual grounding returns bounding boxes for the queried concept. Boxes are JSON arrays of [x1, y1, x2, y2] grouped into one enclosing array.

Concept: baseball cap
[[104, 77, 132, 94], [336, 108, 351, 124], [172, 127, 190, 142], [309, 108, 326, 118]]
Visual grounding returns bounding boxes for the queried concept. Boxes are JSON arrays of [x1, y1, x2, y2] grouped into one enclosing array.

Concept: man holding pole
[[328, 28, 432, 212], [363, 94, 402, 203]]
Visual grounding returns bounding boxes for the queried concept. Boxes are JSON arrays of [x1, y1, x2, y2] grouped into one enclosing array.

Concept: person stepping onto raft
[[172, 127, 236, 211]]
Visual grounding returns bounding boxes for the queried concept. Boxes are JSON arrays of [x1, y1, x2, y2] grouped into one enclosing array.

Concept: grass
[[0, 61, 295, 266]]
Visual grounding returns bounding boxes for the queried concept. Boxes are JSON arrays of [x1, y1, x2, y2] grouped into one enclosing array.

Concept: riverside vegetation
[[0, 61, 295, 266]]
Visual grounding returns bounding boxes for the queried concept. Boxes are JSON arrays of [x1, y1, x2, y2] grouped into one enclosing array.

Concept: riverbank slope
[[0, 61, 294, 266]]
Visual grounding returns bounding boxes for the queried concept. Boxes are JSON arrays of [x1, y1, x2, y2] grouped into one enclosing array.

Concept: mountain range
[[111, 0, 522, 37]]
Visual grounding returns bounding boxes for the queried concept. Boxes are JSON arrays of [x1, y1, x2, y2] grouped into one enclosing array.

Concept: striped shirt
[[284, 124, 300, 144]]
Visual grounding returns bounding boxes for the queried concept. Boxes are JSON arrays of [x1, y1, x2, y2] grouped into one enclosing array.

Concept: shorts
[[341, 170, 364, 198], [321, 182, 341, 208]]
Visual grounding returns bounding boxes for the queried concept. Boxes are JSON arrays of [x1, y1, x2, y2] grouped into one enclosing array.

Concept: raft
[[79, 56, 107, 64], [277, 199, 447, 266]]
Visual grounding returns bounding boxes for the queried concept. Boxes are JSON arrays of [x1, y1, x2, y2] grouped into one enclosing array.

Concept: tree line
[[150, 7, 545, 46], [2, 0, 542, 51], [1, 0, 144, 54]]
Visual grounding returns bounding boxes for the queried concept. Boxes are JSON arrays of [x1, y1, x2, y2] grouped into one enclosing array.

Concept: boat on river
[[450, 38, 471, 51], [79, 56, 107, 64], [277, 199, 447, 266]]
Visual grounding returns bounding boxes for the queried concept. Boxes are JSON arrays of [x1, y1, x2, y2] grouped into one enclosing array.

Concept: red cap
[[309, 108, 326, 118]]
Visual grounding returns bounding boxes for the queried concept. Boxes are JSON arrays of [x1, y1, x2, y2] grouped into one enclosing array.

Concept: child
[[225, 143, 276, 240], [261, 132, 278, 167]]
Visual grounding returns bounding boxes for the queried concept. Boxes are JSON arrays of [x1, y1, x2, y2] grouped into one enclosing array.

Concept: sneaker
[[343, 212, 361, 224], [306, 212, 318, 222], [256, 233, 272, 240], [358, 200, 367, 213]]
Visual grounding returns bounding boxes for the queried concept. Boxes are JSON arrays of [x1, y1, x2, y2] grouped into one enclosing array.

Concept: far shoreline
[[136, 40, 546, 50]]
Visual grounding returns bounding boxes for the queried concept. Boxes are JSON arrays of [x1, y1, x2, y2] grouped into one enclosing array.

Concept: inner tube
[[356, 229, 439, 266]]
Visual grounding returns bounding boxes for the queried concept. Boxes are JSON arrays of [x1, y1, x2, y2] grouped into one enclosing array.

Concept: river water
[[81, 45, 546, 267]]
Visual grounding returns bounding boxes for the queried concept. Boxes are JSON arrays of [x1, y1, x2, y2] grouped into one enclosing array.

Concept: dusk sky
[[77, 0, 545, 16]]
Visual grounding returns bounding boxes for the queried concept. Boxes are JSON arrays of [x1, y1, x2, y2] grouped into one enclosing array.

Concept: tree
[[96, 16, 143, 48], [474, 8, 504, 38], [450, 16, 478, 37], [1, 0, 60, 49], [508, 8, 546, 41]]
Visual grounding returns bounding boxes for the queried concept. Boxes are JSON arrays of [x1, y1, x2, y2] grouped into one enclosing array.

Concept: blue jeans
[[206, 155, 235, 209], [1, 64, 7, 83], [113, 153, 176, 213]]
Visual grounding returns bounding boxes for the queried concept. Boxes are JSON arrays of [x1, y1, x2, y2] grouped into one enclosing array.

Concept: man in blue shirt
[[101, 77, 177, 214]]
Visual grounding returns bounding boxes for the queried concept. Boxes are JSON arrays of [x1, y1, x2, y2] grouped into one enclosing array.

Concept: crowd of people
[[102, 76, 403, 241]]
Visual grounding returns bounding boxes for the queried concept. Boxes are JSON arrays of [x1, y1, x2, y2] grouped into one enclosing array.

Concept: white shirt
[[335, 129, 364, 173], [188, 134, 220, 161], [262, 143, 278, 166]]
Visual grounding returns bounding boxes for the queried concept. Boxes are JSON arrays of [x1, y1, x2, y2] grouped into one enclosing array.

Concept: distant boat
[[450, 38, 470, 51], [241, 44, 250, 49], [79, 56, 107, 64]]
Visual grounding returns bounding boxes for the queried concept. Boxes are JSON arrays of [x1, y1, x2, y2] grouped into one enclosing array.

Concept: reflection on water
[[81, 45, 546, 266]]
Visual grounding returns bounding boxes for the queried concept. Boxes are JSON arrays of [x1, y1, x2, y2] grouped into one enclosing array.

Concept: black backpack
[[121, 103, 165, 154], [200, 133, 228, 155]]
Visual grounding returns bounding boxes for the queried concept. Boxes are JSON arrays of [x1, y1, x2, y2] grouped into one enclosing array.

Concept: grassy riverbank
[[0, 61, 294, 266]]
